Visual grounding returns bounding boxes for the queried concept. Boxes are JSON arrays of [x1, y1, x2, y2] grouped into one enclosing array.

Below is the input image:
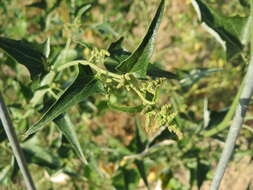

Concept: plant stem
[[0, 93, 36, 190], [209, 3, 253, 189], [130, 84, 154, 105], [57, 60, 122, 79]]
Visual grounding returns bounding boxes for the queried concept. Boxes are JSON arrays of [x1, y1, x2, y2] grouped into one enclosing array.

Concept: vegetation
[[0, 0, 252, 190]]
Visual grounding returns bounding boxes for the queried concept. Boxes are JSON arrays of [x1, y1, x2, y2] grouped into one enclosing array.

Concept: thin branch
[[209, 4, 253, 189], [0, 93, 36, 190]]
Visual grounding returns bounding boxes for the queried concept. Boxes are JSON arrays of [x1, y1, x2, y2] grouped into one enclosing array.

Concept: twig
[[0, 93, 36, 190], [209, 3, 253, 189]]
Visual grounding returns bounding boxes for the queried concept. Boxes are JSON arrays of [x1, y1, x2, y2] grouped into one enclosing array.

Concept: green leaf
[[128, 120, 149, 189], [147, 64, 178, 79], [178, 68, 222, 89], [128, 119, 147, 153], [0, 165, 11, 183], [135, 160, 149, 190], [191, 0, 249, 59], [147, 126, 178, 148], [54, 114, 87, 164], [196, 159, 209, 188], [24, 65, 104, 137], [92, 22, 119, 37], [0, 121, 7, 143], [116, 0, 165, 77], [74, 4, 92, 22], [112, 167, 140, 190], [0, 37, 47, 80], [105, 38, 178, 79], [22, 140, 61, 169], [239, 0, 250, 8], [26, 0, 47, 9], [104, 37, 131, 73]]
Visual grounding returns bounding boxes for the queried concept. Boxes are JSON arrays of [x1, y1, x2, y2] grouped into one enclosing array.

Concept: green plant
[[1, 0, 253, 190], [0, 0, 182, 189], [192, 0, 252, 189]]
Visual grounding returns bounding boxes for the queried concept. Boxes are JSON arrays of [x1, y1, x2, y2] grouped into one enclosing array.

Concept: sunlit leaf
[[192, 0, 249, 59], [74, 4, 92, 22], [178, 68, 222, 89], [25, 65, 104, 137], [0, 37, 47, 80], [116, 0, 165, 77], [105, 37, 177, 80], [0, 165, 11, 183]]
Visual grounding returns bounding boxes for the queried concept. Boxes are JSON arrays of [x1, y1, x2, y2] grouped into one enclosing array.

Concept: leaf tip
[[191, 0, 202, 20]]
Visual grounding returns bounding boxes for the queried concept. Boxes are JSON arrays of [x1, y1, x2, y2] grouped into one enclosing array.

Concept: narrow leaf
[[192, 0, 249, 59], [105, 38, 178, 79], [178, 68, 222, 89], [0, 165, 11, 183], [54, 114, 87, 164], [93, 22, 119, 37], [75, 4, 92, 22], [0, 37, 47, 79], [26, 0, 47, 9], [24, 65, 104, 137], [133, 120, 149, 189], [128, 119, 147, 153], [104, 37, 131, 73], [22, 143, 61, 169], [116, 0, 165, 77], [135, 160, 149, 190], [147, 64, 178, 79], [146, 126, 177, 148], [112, 167, 140, 190], [0, 120, 7, 142]]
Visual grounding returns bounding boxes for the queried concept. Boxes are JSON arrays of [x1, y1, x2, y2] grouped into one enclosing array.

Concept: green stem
[[130, 84, 154, 105], [0, 93, 36, 190], [57, 60, 122, 79]]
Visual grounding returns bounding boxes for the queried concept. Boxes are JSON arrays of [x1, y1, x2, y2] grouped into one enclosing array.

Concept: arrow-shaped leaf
[[54, 114, 87, 164], [116, 0, 165, 78], [105, 38, 177, 79], [147, 64, 178, 79], [104, 37, 131, 73], [191, 0, 249, 59], [25, 65, 104, 137], [0, 37, 47, 80]]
